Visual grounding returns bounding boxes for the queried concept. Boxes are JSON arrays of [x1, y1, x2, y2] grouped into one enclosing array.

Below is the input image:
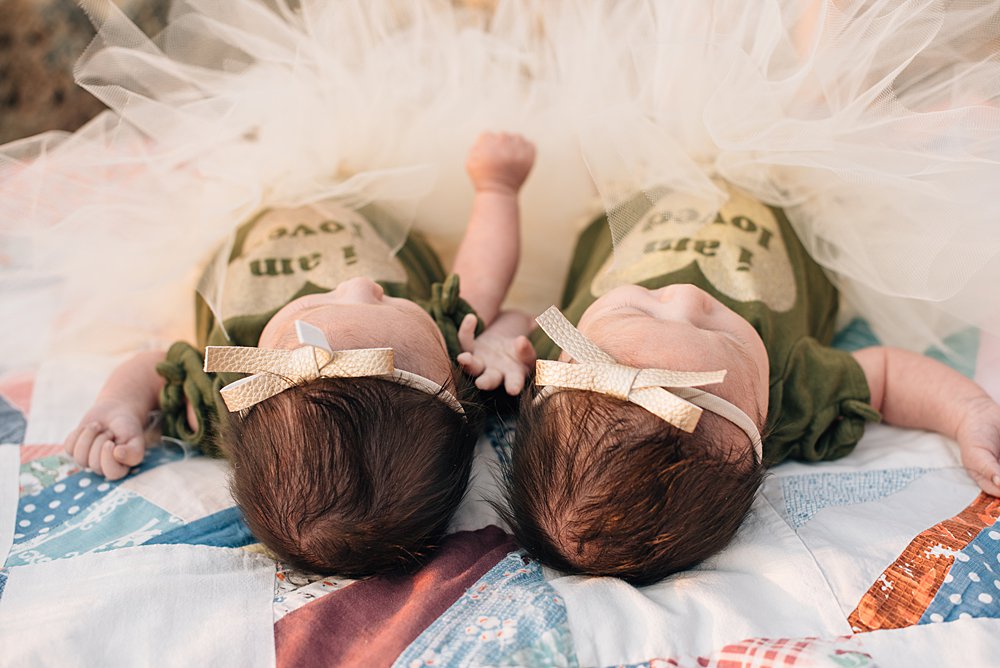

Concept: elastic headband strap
[[205, 320, 464, 416], [534, 307, 762, 460]]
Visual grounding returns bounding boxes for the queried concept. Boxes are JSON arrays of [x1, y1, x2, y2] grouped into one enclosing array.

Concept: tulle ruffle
[[530, 0, 1000, 350], [2, 0, 999, 368], [0, 0, 598, 368]]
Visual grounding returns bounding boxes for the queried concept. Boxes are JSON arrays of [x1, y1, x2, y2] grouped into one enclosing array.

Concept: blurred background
[[0, 0, 170, 144], [0, 0, 496, 144]]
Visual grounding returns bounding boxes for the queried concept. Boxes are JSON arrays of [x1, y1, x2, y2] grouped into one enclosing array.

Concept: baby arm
[[452, 131, 535, 326], [63, 350, 167, 480], [452, 132, 537, 394], [852, 347, 1000, 496]]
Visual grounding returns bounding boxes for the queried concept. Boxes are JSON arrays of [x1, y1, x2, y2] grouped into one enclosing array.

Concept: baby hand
[[956, 395, 1000, 496], [63, 402, 148, 480], [465, 132, 536, 195], [457, 312, 536, 395]]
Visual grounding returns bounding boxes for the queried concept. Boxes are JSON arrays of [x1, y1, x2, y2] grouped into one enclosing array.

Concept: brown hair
[[501, 387, 764, 586], [221, 375, 478, 577]]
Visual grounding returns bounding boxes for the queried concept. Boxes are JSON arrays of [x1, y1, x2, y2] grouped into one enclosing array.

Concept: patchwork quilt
[[1, 320, 999, 667]]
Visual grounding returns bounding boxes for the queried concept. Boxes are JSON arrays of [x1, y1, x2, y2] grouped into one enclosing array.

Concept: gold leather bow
[[534, 307, 762, 457], [205, 320, 463, 415]]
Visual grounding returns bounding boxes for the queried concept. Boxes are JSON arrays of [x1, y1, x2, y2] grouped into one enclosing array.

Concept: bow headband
[[204, 320, 464, 415], [534, 307, 763, 460]]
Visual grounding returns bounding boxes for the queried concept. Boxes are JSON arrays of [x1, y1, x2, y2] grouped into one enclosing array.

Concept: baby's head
[[219, 277, 477, 576], [505, 284, 769, 585]]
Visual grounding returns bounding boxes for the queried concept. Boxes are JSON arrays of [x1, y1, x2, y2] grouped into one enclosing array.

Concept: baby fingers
[[69, 422, 106, 469], [114, 438, 146, 468], [457, 313, 479, 353], [513, 335, 536, 365], [88, 431, 113, 473], [969, 468, 1000, 498], [963, 446, 1000, 497], [457, 352, 486, 377], [100, 440, 132, 481], [504, 368, 526, 396], [63, 425, 81, 456], [475, 368, 504, 392]]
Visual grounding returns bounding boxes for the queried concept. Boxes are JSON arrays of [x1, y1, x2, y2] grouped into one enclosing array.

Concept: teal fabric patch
[[0, 396, 26, 445], [832, 317, 979, 378], [926, 327, 980, 379], [832, 317, 880, 352], [145, 507, 253, 549]]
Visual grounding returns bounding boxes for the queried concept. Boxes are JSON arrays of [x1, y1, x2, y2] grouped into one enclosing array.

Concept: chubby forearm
[[452, 190, 520, 325], [851, 346, 990, 439], [483, 309, 535, 339], [455, 132, 535, 326], [95, 350, 167, 414]]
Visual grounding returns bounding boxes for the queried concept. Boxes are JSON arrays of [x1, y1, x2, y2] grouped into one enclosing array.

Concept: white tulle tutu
[[2, 0, 999, 369], [0, 0, 599, 368], [520, 0, 1000, 351]]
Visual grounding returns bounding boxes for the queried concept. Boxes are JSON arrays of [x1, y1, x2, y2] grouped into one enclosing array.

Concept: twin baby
[[65, 133, 1000, 585]]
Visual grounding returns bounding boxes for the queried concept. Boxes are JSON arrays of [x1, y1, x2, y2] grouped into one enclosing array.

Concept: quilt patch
[[849, 493, 1000, 632], [7, 487, 183, 566], [0, 395, 26, 445], [623, 636, 874, 668], [273, 564, 355, 622], [144, 506, 254, 549], [780, 468, 928, 529], [18, 455, 80, 497], [18, 443, 183, 497], [19, 445, 67, 465], [918, 522, 1000, 624], [272, 526, 516, 667], [394, 552, 577, 668], [6, 443, 245, 567]]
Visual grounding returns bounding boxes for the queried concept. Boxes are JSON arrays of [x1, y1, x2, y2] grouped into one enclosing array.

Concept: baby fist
[[466, 132, 536, 195], [64, 403, 148, 480]]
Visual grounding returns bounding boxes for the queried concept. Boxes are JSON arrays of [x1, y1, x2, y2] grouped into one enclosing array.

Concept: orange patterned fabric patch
[[849, 493, 1000, 632], [19, 444, 64, 464]]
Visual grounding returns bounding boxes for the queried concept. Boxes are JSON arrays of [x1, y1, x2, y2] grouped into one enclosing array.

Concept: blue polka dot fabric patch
[[6, 444, 189, 566], [14, 475, 115, 545], [920, 524, 1000, 624]]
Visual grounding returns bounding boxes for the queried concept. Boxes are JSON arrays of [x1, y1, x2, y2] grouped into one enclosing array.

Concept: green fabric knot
[[157, 361, 185, 383], [421, 274, 482, 360], [442, 274, 462, 310], [843, 398, 882, 424], [155, 341, 227, 458]]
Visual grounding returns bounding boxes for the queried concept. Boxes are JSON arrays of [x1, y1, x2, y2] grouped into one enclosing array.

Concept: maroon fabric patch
[[274, 525, 516, 667]]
